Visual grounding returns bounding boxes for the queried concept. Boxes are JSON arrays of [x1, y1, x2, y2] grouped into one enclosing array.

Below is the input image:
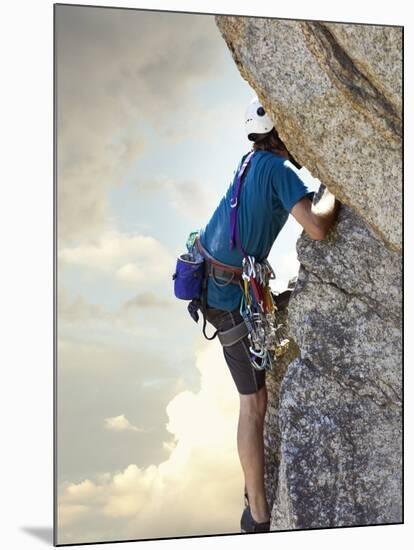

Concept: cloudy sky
[[56, 5, 319, 545]]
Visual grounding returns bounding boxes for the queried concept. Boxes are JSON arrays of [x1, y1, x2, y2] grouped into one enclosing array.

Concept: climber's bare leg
[[237, 384, 270, 523]]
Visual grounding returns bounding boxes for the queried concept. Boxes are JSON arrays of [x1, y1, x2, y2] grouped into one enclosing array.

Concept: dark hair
[[251, 128, 302, 169]]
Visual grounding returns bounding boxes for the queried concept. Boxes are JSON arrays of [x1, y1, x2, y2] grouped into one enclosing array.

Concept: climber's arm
[[291, 187, 339, 241]]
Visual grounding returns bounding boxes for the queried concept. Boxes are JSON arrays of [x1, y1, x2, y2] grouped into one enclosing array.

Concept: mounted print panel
[[54, 3, 403, 546]]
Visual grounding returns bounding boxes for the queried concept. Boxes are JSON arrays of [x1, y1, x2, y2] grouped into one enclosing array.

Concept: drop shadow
[[21, 526, 54, 545]]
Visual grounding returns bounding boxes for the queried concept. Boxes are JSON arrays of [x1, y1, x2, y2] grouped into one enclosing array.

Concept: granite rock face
[[272, 204, 402, 529], [216, 16, 402, 529], [215, 17, 402, 251], [263, 307, 299, 517]]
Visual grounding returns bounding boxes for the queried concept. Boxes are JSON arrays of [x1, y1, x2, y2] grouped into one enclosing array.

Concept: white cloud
[[115, 263, 145, 284], [133, 176, 217, 222], [277, 249, 300, 284], [161, 96, 247, 145], [122, 292, 171, 309], [165, 178, 217, 221], [58, 341, 243, 543], [104, 414, 145, 433], [58, 504, 89, 529], [56, 6, 227, 242], [58, 287, 111, 322], [267, 249, 300, 294], [59, 231, 174, 287], [67, 480, 99, 500]]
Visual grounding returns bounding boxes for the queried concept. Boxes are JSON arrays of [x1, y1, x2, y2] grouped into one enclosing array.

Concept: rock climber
[[198, 96, 339, 533]]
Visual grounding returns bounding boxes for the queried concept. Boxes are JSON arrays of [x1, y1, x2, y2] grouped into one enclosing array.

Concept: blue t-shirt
[[199, 150, 313, 311]]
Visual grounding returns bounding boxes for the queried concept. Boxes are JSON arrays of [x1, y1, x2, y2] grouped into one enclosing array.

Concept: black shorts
[[205, 307, 266, 395]]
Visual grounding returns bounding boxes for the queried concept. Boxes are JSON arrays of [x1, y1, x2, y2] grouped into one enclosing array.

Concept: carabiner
[[248, 256, 256, 279], [264, 259, 276, 280], [251, 352, 271, 371], [249, 345, 266, 359]]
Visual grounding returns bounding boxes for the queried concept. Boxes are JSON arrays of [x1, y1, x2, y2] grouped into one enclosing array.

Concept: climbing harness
[[173, 151, 292, 369], [228, 150, 290, 371], [173, 231, 243, 341]]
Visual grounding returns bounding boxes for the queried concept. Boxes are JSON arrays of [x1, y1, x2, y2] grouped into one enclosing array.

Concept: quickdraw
[[239, 256, 291, 370], [239, 256, 277, 371]]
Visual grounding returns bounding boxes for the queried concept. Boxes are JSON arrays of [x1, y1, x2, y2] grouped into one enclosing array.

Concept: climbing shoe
[[244, 487, 249, 508], [240, 505, 270, 534]]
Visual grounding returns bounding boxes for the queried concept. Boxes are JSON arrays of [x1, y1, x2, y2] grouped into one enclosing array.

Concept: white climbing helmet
[[244, 96, 274, 141]]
